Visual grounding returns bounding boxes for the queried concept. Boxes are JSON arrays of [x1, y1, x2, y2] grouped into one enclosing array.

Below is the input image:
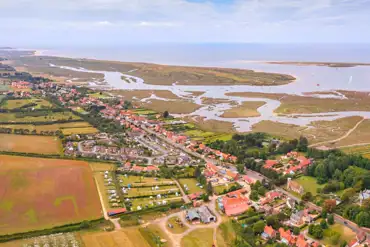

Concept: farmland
[[1, 98, 52, 110], [0, 111, 80, 123], [0, 155, 102, 235], [0, 121, 97, 135], [341, 144, 370, 158], [181, 228, 214, 247], [81, 228, 151, 247], [0, 134, 62, 154]]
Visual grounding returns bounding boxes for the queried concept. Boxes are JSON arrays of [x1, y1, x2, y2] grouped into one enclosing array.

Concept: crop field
[[178, 178, 205, 194], [61, 126, 98, 135], [0, 232, 82, 247], [81, 228, 151, 247], [2, 98, 52, 109], [0, 121, 94, 132], [0, 155, 102, 235], [0, 134, 62, 154], [341, 144, 370, 158], [0, 111, 80, 123]]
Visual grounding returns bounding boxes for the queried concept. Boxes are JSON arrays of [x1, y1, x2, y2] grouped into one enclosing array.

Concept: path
[[309, 117, 365, 147], [335, 142, 370, 149], [173, 179, 191, 204], [94, 176, 109, 220]]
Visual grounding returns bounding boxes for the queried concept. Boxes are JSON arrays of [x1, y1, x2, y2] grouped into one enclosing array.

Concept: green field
[[322, 224, 356, 246], [2, 98, 52, 109], [341, 145, 370, 158], [125, 185, 180, 198], [118, 175, 174, 187], [0, 111, 80, 123], [181, 228, 214, 247], [129, 196, 183, 211], [217, 221, 237, 247], [133, 109, 157, 115], [178, 178, 205, 194], [293, 176, 325, 196], [213, 182, 239, 195]]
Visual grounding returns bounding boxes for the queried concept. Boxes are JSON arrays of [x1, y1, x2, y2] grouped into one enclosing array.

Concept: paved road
[[309, 117, 365, 147]]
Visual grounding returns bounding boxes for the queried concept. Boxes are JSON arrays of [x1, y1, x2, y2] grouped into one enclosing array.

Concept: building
[[186, 206, 216, 224], [262, 225, 276, 239], [279, 228, 296, 246], [359, 190, 370, 205], [287, 178, 304, 194], [264, 160, 279, 169], [221, 189, 249, 216], [242, 175, 256, 185], [296, 235, 309, 247]]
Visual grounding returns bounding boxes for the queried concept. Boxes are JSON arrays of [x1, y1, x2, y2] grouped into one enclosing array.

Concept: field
[[184, 116, 235, 133], [81, 228, 151, 247], [0, 111, 80, 123], [2, 98, 52, 109], [112, 90, 181, 101], [322, 224, 356, 246], [341, 144, 370, 158], [213, 182, 239, 195], [167, 216, 188, 234], [220, 101, 265, 118], [334, 119, 370, 147], [0, 134, 62, 154], [140, 224, 172, 247], [118, 175, 174, 187], [293, 176, 325, 196], [181, 228, 214, 247], [217, 221, 237, 247], [61, 126, 98, 135], [0, 121, 96, 133], [178, 178, 205, 194], [0, 155, 102, 235], [0, 232, 82, 247]]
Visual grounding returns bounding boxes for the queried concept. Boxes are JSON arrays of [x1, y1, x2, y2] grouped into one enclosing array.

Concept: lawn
[[0, 155, 102, 235], [129, 196, 183, 211], [178, 178, 205, 194], [167, 216, 188, 234], [125, 186, 180, 198], [2, 98, 52, 109], [0, 133, 62, 154], [213, 182, 239, 195], [322, 223, 356, 246], [181, 228, 214, 247], [82, 228, 151, 247], [0, 111, 80, 123], [293, 176, 325, 196]]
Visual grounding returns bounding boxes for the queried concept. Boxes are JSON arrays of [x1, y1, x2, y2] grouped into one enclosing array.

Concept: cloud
[[0, 0, 370, 45]]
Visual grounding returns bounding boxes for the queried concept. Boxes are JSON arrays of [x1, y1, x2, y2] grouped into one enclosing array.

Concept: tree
[[302, 192, 313, 201], [237, 163, 245, 174], [194, 166, 201, 178], [293, 227, 300, 235], [327, 214, 334, 225], [297, 136, 309, 152], [206, 181, 213, 196], [323, 199, 336, 213], [266, 215, 280, 229], [257, 186, 266, 196], [355, 211, 370, 227], [320, 219, 328, 229], [252, 220, 266, 234], [163, 111, 169, 118], [250, 190, 259, 201], [201, 194, 210, 202], [321, 209, 327, 219], [340, 241, 348, 247]]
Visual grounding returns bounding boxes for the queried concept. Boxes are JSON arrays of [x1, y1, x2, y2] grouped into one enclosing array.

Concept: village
[[0, 77, 369, 247]]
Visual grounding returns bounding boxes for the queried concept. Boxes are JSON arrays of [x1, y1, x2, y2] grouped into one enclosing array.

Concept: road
[[309, 117, 365, 147]]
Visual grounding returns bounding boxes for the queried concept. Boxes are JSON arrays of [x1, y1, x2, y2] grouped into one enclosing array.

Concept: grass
[[0, 155, 102, 235], [181, 228, 214, 247], [89, 92, 111, 99], [220, 101, 265, 118], [0, 111, 80, 123], [2, 98, 52, 109], [89, 162, 116, 172], [322, 223, 356, 246], [140, 224, 172, 247], [61, 126, 99, 135], [0, 133, 62, 154], [293, 176, 325, 196], [184, 116, 235, 134], [178, 178, 205, 194], [118, 175, 174, 187], [133, 109, 158, 115], [125, 186, 180, 198], [167, 216, 188, 234], [0, 121, 93, 132], [81, 228, 151, 247], [130, 196, 183, 211], [213, 182, 239, 195], [335, 119, 370, 147], [217, 221, 237, 247]]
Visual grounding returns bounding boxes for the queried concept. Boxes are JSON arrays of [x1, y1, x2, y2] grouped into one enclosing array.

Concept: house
[[279, 228, 296, 246], [261, 225, 276, 239], [359, 190, 370, 205], [186, 209, 200, 223], [221, 189, 249, 216], [188, 192, 203, 201], [123, 162, 132, 170], [289, 209, 314, 226], [287, 178, 304, 194], [264, 160, 279, 169], [296, 235, 309, 247], [186, 206, 216, 224], [225, 170, 239, 181], [144, 165, 160, 173], [242, 175, 256, 185], [197, 206, 216, 223], [356, 232, 367, 244], [132, 165, 144, 173]]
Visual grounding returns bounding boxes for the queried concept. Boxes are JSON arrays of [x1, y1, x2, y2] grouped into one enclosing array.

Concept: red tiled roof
[[296, 235, 309, 247], [348, 239, 358, 247], [279, 228, 296, 245], [264, 225, 276, 237], [243, 175, 256, 184], [222, 196, 249, 216], [264, 160, 278, 168], [188, 192, 203, 200], [226, 170, 239, 180]]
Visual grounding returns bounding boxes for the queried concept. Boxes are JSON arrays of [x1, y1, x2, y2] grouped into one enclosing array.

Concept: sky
[[0, 0, 370, 47]]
